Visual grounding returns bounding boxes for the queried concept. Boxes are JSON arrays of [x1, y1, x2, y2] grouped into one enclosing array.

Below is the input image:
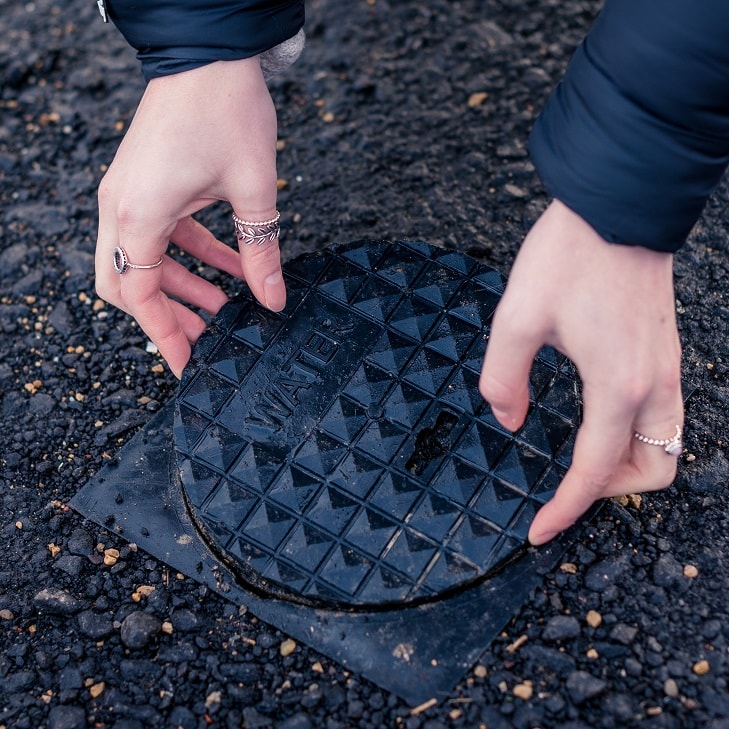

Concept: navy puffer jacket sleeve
[[529, 0, 729, 252], [106, 0, 305, 81]]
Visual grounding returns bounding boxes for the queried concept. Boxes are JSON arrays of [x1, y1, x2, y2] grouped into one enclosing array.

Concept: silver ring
[[232, 211, 281, 246], [113, 246, 164, 275], [633, 424, 683, 456]]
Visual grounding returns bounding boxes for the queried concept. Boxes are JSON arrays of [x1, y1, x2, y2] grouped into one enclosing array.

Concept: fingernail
[[528, 530, 558, 547], [263, 271, 285, 311], [491, 406, 515, 430]]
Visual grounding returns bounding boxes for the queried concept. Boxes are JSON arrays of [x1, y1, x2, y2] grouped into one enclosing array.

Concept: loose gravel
[[2, 0, 729, 727]]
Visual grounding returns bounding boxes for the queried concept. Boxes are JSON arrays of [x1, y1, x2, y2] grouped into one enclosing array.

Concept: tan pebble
[[89, 682, 105, 698], [48, 543, 61, 558], [449, 709, 462, 720], [151, 364, 165, 374], [468, 91, 489, 108], [646, 707, 662, 717], [311, 661, 324, 674], [138, 396, 152, 405], [560, 562, 578, 574], [586, 648, 599, 660], [280, 638, 297, 657], [92, 299, 105, 312], [613, 495, 629, 507], [15, 521, 23, 530], [24, 382, 38, 394], [276, 139, 287, 151], [28, 624, 37, 634], [103, 548, 119, 566], [277, 179, 288, 190], [683, 564, 699, 578], [626, 493, 642, 509], [161, 621, 173, 635], [322, 111, 335, 123], [505, 635, 528, 653], [205, 691, 222, 709], [136, 585, 156, 597], [410, 698, 437, 716], [586, 610, 603, 628], [473, 665, 487, 679], [693, 660, 710, 676], [513, 682, 533, 700], [0, 609, 14, 620], [664, 678, 679, 698], [497, 680, 508, 694], [685, 453, 696, 462]]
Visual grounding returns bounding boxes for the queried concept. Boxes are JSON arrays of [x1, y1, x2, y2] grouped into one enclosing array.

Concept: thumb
[[479, 299, 544, 431], [233, 210, 287, 312]]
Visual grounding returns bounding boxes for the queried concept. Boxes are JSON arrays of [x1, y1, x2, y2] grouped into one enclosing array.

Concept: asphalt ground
[[1, 1, 729, 728]]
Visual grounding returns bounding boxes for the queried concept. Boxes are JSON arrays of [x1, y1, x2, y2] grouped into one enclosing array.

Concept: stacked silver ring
[[232, 211, 281, 246]]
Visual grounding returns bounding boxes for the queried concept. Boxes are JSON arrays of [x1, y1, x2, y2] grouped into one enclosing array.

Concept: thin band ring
[[113, 246, 164, 275], [633, 424, 683, 456]]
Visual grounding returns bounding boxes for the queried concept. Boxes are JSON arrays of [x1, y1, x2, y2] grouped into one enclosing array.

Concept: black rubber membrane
[[72, 240, 586, 703]]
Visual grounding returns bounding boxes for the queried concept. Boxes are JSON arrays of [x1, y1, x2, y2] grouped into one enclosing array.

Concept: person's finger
[[233, 209, 287, 312], [160, 256, 229, 315], [527, 377, 683, 545], [117, 265, 191, 379], [479, 296, 546, 431], [170, 216, 243, 280], [527, 390, 631, 545]]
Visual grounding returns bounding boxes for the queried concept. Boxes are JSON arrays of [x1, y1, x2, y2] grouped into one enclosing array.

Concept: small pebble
[[280, 638, 297, 657], [543, 615, 580, 642], [664, 678, 679, 698], [513, 681, 533, 700], [120, 611, 161, 649], [693, 660, 710, 676], [586, 610, 602, 628], [683, 564, 699, 578]]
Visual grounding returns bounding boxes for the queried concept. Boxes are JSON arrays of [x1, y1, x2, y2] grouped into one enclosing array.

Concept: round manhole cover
[[174, 240, 580, 608]]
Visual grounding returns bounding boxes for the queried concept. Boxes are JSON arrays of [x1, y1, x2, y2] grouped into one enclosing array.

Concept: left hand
[[479, 200, 683, 545]]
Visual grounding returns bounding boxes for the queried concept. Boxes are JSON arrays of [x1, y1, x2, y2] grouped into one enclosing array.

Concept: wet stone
[[278, 713, 314, 729], [584, 558, 628, 593], [55, 554, 83, 577], [543, 615, 581, 642], [653, 554, 685, 588], [168, 706, 196, 729], [566, 671, 608, 704], [170, 607, 200, 632], [68, 527, 93, 556], [119, 611, 161, 649], [77, 610, 114, 639], [33, 588, 83, 615], [241, 707, 273, 729], [48, 706, 86, 729], [5, 670, 35, 692], [609, 623, 638, 645]]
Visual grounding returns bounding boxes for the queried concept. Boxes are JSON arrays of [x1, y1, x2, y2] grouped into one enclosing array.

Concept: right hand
[[95, 57, 286, 378], [479, 200, 683, 545]]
